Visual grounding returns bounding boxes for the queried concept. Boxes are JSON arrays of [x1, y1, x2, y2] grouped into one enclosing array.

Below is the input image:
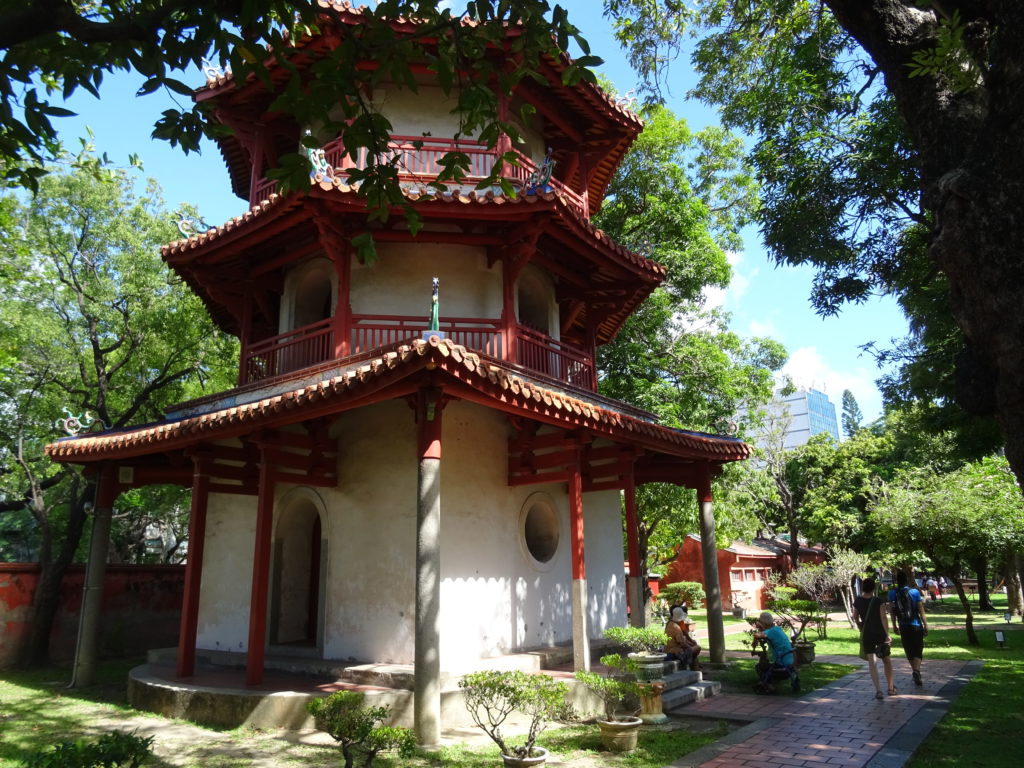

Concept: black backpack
[[894, 587, 916, 625]]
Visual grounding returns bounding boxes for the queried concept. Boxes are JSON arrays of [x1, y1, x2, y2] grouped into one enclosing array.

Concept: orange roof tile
[[46, 337, 749, 464]]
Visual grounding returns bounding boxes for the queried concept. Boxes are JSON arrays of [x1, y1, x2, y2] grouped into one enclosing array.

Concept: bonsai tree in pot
[[575, 655, 645, 752], [769, 598, 823, 664], [459, 670, 569, 767], [602, 625, 668, 682]]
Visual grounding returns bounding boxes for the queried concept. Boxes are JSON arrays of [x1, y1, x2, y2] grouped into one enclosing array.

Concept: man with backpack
[[889, 571, 929, 686]]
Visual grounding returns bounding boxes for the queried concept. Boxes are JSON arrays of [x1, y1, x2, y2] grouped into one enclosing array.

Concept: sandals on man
[[887, 686, 897, 696], [875, 691, 884, 700]]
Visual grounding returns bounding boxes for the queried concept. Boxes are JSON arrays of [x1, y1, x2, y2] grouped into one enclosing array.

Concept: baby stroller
[[751, 636, 800, 695]]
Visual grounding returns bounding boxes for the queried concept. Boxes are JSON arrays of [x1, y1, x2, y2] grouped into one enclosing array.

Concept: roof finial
[[428, 277, 440, 333]]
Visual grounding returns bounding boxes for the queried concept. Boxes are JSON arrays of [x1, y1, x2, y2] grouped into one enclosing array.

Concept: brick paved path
[[669, 655, 981, 768]]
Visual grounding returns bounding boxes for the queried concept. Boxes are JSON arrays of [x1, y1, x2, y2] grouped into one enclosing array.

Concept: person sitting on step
[[664, 605, 701, 670]]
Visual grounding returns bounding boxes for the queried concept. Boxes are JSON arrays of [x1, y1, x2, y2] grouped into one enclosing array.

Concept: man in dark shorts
[[889, 571, 928, 686]]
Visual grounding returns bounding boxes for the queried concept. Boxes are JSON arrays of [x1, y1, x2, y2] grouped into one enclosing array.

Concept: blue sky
[[50, 2, 908, 424]]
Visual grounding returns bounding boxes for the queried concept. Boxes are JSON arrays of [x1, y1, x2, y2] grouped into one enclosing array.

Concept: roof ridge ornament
[[55, 408, 105, 437]]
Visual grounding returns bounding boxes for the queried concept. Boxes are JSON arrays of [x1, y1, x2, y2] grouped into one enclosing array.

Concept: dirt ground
[[76, 705, 727, 767]]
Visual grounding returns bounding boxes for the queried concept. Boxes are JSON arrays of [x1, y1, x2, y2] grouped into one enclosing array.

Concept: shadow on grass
[[701, 658, 856, 696]]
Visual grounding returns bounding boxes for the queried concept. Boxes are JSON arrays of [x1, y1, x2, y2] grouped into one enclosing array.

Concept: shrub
[[769, 598, 829, 642], [575, 655, 643, 721], [22, 730, 153, 767], [307, 691, 415, 768], [459, 670, 569, 759], [603, 625, 667, 654], [659, 581, 706, 609]]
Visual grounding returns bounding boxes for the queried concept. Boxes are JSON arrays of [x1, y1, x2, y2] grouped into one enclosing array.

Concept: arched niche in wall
[[278, 256, 337, 334], [269, 486, 328, 652], [516, 264, 558, 340], [518, 492, 562, 573]]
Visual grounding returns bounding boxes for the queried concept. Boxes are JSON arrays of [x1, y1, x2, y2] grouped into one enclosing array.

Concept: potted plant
[[575, 655, 645, 752], [603, 625, 668, 682], [459, 670, 569, 767], [307, 691, 416, 768], [769, 599, 821, 664], [730, 591, 749, 619]]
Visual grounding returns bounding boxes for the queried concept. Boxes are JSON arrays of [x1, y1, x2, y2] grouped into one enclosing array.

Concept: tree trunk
[[976, 557, 996, 611], [839, 583, 857, 629], [951, 576, 979, 647], [1005, 553, 1023, 617], [19, 484, 92, 667]]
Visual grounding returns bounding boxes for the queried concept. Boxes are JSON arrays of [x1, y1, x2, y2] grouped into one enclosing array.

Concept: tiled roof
[[161, 178, 666, 281], [46, 337, 749, 463], [197, 1, 643, 127]]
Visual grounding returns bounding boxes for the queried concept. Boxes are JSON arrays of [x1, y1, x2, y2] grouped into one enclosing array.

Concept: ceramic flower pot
[[638, 681, 668, 724], [628, 652, 667, 682], [597, 716, 642, 752], [501, 747, 547, 767], [794, 642, 816, 665]]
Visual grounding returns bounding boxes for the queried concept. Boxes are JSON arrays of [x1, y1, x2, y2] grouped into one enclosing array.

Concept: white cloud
[[704, 250, 750, 311], [748, 319, 777, 338], [780, 347, 883, 425]]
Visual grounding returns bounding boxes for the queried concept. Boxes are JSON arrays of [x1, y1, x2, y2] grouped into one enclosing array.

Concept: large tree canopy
[[1, 0, 593, 205], [605, 0, 1024, 490], [0, 166, 236, 664]]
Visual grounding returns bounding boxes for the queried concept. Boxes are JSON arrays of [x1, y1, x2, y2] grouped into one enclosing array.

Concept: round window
[[523, 499, 559, 564]]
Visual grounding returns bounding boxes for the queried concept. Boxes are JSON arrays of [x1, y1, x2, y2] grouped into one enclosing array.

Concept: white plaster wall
[[195, 400, 628, 669], [321, 401, 418, 663], [196, 493, 257, 652], [582, 489, 628, 636], [350, 243, 501, 319]]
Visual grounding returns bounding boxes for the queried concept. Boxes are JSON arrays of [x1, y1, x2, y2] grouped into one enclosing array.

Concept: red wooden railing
[[350, 314, 504, 358], [516, 324, 596, 391], [242, 318, 334, 384], [240, 315, 596, 391], [252, 135, 588, 218]]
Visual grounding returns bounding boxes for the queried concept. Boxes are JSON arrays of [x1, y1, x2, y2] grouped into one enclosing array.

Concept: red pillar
[[177, 455, 211, 678], [502, 262, 517, 364], [246, 447, 275, 686], [623, 463, 644, 626], [568, 457, 590, 670]]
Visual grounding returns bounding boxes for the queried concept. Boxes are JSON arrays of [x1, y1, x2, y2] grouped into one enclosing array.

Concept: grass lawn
[[701, 657, 854, 695], [0, 659, 730, 768]]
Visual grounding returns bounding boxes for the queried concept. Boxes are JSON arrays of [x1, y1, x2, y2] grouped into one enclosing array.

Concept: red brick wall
[[0, 564, 184, 667]]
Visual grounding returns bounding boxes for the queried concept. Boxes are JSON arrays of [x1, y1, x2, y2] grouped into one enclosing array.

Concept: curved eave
[[194, 5, 643, 203], [46, 337, 750, 465]]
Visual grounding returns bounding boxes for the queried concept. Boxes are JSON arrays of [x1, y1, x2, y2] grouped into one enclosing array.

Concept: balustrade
[[251, 135, 588, 218], [241, 314, 596, 391]]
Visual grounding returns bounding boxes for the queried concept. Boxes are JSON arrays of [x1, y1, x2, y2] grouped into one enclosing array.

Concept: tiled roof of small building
[[46, 337, 748, 463]]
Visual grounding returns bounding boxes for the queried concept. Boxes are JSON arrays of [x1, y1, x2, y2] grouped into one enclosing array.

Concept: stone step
[[662, 679, 721, 712]]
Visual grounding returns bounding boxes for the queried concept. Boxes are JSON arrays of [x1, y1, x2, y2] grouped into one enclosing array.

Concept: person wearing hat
[[753, 610, 799, 693], [665, 605, 702, 670]]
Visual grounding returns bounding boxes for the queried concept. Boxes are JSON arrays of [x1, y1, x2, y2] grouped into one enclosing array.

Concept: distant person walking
[[890, 571, 928, 686], [853, 577, 895, 698]]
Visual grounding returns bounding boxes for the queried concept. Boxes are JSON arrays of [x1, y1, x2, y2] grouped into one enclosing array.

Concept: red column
[[568, 456, 590, 670], [177, 456, 211, 678], [502, 262, 517, 364], [246, 447, 275, 686], [569, 464, 585, 581]]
